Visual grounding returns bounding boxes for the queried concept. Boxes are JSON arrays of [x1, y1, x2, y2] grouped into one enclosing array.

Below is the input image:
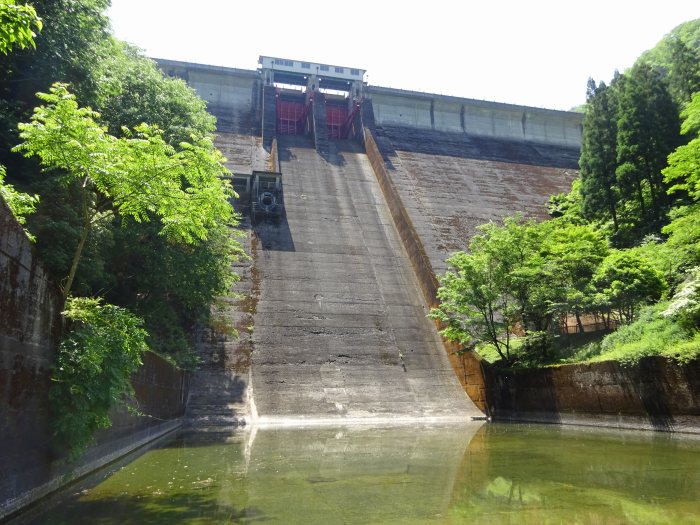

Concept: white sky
[[107, 1, 700, 111]]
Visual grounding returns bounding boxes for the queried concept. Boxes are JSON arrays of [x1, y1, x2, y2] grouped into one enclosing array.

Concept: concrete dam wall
[[158, 59, 581, 424]]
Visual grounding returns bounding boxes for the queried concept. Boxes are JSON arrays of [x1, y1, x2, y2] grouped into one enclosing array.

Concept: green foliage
[[433, 216, 612, 365], [431, 216, 538, 364], [547, 178, 585, 223], [590, 302, 700, 365], [592, 250, 665, 323], [50, 297, 148, 458], [615, 64, 680, 234], [579, 78, 620, 231], [664, 92, 700, 201], [107, 218, 244, 366], [663, 204, 700, 271], [662, 267, 700, 331], [16, 84, 234, 244], [94, 41, 216, 146], [0, 163, 39, 237], [0, 0, 42, 54], [637, 19, 700, 105], [13, 83, 235, 297]]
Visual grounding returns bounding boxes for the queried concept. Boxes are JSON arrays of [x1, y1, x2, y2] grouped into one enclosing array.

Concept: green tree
[[430, 216, 539, 364], [664, 91, 700, 202], [579, 78, 621, 232], [94, 41, 216, 146], [0, 0, 111, 167], [592, 250, 665, 323], [538, 220, 609, 332], [666, 36, 700, 105], [547, 178, 585, 223], [0, 0, 42, 54], [13, 84, 235, 298], [615, 64, 680, 235], [0, 164, 38, 231]]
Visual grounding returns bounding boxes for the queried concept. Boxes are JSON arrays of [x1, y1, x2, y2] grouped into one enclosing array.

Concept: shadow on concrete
[[628, 358, 674, 432], [253, 215, 295, 252], [375, 125, 580, 169]]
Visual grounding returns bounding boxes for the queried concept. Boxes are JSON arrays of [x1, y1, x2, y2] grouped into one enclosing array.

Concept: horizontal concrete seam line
[[251, 416, 483, 428]]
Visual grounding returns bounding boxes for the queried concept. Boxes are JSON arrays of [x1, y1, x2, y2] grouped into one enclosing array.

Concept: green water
[[22, 423, 700, 524]]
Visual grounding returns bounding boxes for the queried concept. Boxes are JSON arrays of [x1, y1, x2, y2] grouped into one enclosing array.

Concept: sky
[[107, 1, 700, 111]]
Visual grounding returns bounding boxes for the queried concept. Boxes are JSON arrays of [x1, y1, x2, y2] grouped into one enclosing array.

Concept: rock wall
[[487, 357, 700, 433]]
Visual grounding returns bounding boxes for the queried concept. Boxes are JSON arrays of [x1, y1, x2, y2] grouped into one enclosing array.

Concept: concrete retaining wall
[[488, 357, 700, 433], [0, 198, 188, 520], [368, 86, 582, 148]]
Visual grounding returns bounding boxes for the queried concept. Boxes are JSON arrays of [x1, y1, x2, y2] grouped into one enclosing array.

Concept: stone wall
[[0, 198, 188, 520], [487, 357, 700, 433]]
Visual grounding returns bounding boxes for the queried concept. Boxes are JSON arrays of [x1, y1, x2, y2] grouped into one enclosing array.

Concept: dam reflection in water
[[22, 423, 700, 524]]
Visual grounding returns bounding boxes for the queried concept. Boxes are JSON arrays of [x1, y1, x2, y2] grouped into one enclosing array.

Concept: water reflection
[[20, 423, 700, 524]]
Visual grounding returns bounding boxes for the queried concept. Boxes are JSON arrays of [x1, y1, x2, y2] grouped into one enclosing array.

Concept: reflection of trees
[[448, 424, 700, 523], [485, 476, 541, 505]]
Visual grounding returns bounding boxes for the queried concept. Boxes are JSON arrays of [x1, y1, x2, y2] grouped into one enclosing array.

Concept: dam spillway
[[250, 136, 479, 423], [157, 57, 581, 425]]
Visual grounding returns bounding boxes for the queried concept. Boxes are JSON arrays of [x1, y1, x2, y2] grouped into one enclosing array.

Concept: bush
[[49, 297, 148, 458]]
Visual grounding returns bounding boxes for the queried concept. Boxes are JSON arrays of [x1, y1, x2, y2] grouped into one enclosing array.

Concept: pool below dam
[[14, 422, 700, 524]]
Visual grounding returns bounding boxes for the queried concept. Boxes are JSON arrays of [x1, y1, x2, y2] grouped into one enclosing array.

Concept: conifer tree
[[579, 78, 620, 231]]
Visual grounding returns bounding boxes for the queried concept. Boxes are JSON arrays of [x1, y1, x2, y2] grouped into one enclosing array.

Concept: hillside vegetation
[[433, 19, 700, 369]]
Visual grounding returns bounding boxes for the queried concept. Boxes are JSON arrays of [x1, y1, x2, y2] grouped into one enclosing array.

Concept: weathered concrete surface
[[370, 125, 578, 277], [185, 215, 255, 428], [363, 131, 489, 411], [0, 198, 61, 519], [368, 85, 582, 148], [488, 357, 700, 433], [250, 136, 481, 424]]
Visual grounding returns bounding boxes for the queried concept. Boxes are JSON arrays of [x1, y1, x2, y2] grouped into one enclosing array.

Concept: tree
[[94, 41, 217, 147], [593, 250, 664, 323], [538, 220, 609, 332], [0, 164, 38, 228], [666, 36, 700, 106], [615, 64, 680, 235], [664, 91, 700, 202], [579, 78, 621, 232], [14, 84, 235, 298], [0, 0, 42, 54], [430, 216, 539, 364]]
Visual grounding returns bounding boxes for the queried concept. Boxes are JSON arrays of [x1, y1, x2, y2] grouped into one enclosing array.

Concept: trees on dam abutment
[[433, 19, 700, 368], [0, 0, 242, 456]]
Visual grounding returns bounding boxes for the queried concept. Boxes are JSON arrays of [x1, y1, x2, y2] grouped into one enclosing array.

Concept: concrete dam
[[158, 57, 582, 426]]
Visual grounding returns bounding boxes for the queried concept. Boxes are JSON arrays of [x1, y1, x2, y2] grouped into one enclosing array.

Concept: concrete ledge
[[253, 415, 482, 429], [0, 419, 182, 521], [494, 410, 700, 435]]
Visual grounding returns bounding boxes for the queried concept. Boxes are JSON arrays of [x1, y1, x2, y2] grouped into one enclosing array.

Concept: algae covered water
[[20, 423, 700, 524]]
